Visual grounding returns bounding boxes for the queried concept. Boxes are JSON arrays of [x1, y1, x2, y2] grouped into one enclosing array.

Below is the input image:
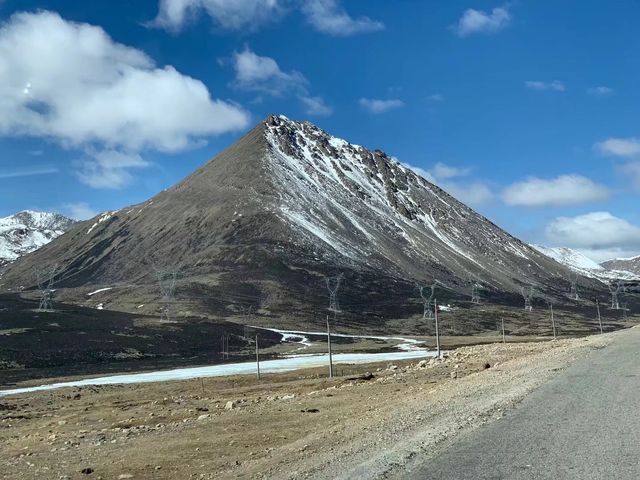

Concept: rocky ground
[[0, 328, 623, 480]]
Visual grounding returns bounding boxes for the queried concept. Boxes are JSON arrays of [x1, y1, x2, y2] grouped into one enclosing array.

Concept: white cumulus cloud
[[0, 11, 249, 152], [502, 175, 609, 207], [595, 138, 640, 158], [452, 6, 511, 37], [0, 11, 249, 188], [358, 98, 404, 114], [545, 212, 640, 258]]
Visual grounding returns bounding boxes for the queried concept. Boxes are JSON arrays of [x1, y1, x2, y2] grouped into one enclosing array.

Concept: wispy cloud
[[75, 150, 150, 189], [231, 46, 332, 116], [358, 98, 404, 114], [302, 0, 384, 36], [426, 94, 445, 103], [403, 161, 494, 207], [525, 80, 566, 92], [299, 95, 333, 116], [452, 5, 511, 37], [153, 0, 383, 36], [62, 202, 98, 220], [152, 0, 285, 32], [0, 167, 59, 179], [587, 86, 614, 96], [596, 137, 640, 191]]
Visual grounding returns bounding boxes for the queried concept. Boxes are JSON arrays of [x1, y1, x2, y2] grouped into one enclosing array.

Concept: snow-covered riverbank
[[0, 328, 434, 397], [0, 349, 435, 397]]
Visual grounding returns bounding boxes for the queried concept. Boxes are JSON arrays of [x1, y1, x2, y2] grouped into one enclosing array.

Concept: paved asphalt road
[[400, 329, 640, 479]]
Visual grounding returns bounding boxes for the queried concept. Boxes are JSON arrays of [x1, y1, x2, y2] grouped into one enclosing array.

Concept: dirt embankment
[[0, 331, 619, 480]]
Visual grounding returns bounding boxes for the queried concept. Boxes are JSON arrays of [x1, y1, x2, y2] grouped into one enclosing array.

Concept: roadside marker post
[[501, 317, 506, 344], [327, 315, 334, 378], [597, 299, 603, 334], [255, 333, 261, 380], [434, 299, 441, 358], [550, 303, 557, 340]]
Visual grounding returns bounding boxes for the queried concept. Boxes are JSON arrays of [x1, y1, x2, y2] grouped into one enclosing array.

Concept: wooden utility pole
[[327, 315, 334, 378], [501, 317, 506, 343], [255, 333, 261, 380], [434, 299, 441, 358], [597, 299, 603, 334], [550, 303, 557, 340]]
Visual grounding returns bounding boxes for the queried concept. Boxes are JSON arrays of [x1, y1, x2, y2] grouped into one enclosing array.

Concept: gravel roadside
[[0, 331, 620, 479]]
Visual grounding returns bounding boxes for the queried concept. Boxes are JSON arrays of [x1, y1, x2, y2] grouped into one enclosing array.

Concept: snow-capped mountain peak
[[0, 211, 76, 266]]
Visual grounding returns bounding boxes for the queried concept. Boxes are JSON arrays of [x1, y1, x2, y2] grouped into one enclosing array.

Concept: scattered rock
[[197, 414, 210, 421], [117, 475, 133, 479], [387, 364, 398, 371], [450, 371, 458, 379], [484, 363, 491, 369], [80, 467, 94, 475], [347, 371, 375, 382], [225, 401, 236, 410], [301, 408, 320, 413], [417, 360, 428, 368]]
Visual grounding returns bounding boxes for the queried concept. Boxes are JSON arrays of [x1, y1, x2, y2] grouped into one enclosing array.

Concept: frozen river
[[0, 329, 434, 397]]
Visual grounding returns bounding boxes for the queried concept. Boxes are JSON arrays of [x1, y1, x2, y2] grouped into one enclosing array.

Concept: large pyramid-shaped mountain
[[1, 115, 600, 325]]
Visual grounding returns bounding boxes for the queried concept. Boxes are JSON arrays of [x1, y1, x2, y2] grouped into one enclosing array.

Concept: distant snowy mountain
[[0, 211, 76, 267], [532, 245, 640, 281], [532, 245, 603, 271], [602, 255, 640, 276]]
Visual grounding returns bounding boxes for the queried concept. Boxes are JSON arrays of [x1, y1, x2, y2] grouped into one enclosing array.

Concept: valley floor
[[0, 330, 620, 479]]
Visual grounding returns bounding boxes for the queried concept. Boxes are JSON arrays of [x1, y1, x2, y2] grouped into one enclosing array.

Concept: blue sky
[[1, 0, 640, 262]]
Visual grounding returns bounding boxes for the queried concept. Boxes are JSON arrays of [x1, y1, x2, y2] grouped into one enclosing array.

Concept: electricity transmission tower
[[327, 273, 344, 314], [242, 306, 254, 339], [471, 282, 482, 304], [609, 281, 623, 310], [34, 264, 58, 312], [569, 272, 579, 300], [521, 285, 534, 312], [325, 273, 343, 378], [156, 268, 178, 321], [419, 283, 436, 321]]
